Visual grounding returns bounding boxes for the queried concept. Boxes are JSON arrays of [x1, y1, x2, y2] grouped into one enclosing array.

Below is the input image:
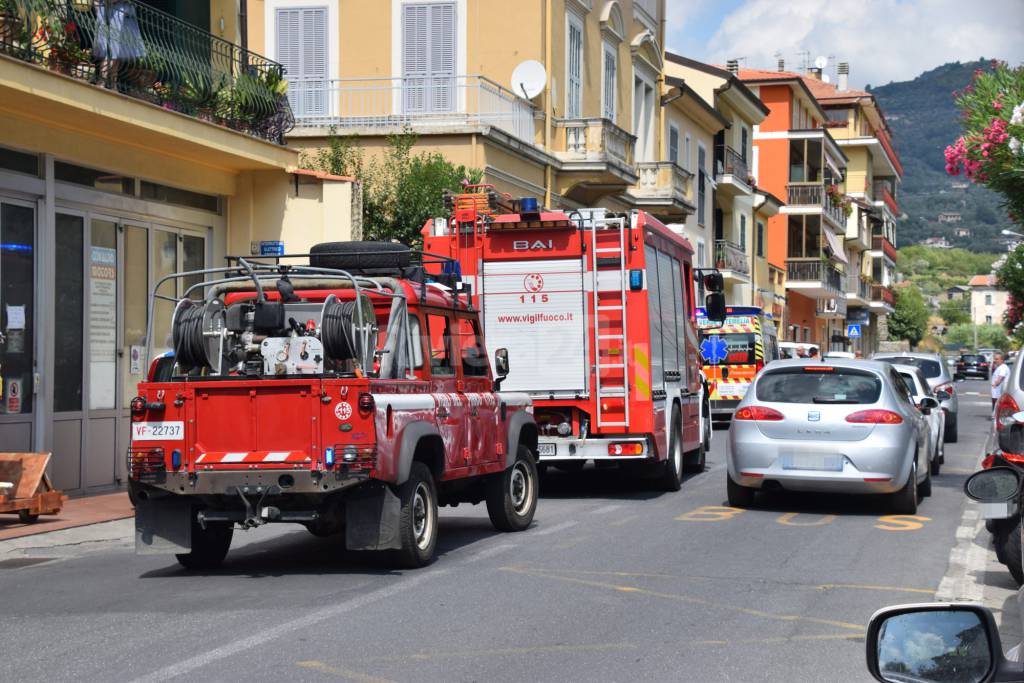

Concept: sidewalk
[[0, 491, 133, 542]]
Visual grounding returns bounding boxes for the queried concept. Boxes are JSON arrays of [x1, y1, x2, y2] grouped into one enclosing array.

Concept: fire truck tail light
[[608, 442, 643, 456], [358, 393, 375, 414]]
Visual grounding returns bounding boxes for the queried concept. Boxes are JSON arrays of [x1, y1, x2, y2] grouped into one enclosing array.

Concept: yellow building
[[663, 54, 775, 308], [0, 1, 357, 492], [250, 0, 691, 220]]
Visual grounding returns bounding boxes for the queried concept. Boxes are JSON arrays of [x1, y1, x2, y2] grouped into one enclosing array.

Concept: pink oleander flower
[[994, 100, 1004, 110]]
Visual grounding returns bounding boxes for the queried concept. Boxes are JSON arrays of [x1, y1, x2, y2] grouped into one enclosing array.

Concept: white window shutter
[[277, 7, 327, 117], [602, 45, 616, 121], [403, 2, 455, 114], [402, 4, 428, 113], [429, 3, 456, 112], [567, 16, 582, 119]]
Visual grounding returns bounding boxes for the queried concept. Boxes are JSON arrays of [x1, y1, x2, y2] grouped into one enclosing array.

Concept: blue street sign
[[700, 335, 729, 364], [846, 324, 862, 338], [260, 240, 285, 256]]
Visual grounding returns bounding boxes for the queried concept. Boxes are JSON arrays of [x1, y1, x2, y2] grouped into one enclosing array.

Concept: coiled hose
[[172, 302, 208, 371], [321, 298, 357, 362]]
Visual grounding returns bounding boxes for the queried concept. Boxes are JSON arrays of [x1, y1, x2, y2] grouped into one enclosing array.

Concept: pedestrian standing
[[991, 352, 1010, 409]]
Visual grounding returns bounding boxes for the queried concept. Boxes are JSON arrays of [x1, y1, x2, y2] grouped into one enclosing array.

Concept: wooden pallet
[[0, 453, 66, 522]]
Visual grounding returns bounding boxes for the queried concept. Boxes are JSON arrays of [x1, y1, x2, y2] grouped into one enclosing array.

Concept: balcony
[[553, 117, 637, 203], [845, 273, 871, 305], [785, 259, 843, 298], [872, 180, 899, 215], [287, 75, 536, 144], [785, 183, 848, 229], [872, 235, 898, 263], [714, 144, 751, 196], [626, 161, 694, 220], [0, 0, 293, 144], [816, 294, 848, 320], [871, 284, 896, 313], [714, 240, 750, 284]]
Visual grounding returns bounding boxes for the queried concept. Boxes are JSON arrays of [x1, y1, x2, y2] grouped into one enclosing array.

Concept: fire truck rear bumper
[[133, 468, 368, 496], [536, 436, 650, 461]]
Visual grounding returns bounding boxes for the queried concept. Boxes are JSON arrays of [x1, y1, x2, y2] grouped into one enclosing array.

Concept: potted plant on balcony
[[36, 14, 90, 76], [0, 0, 26, 49]]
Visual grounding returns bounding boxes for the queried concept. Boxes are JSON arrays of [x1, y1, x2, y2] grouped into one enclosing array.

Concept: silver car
[[892, 363, 945, 475], [873, 351, 959, 443], [727, 359, 935, 514]]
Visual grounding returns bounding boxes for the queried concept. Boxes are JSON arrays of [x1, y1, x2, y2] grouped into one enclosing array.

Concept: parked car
[[824, 351, 856, 359], [873, 352, 959, 443], [726, 359, 935, 513], [778, 341, 819, 359], [893, 363, 945, 476], [955, 352, 991, 380], [865, 467, 1024, 683]]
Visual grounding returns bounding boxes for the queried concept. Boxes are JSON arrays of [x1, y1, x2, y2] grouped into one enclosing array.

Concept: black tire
[[727, 474, 756, 507], [944, 417, 958, 444], [660, 413, 684, 491], [310, 241, 410, 271], [930, 447, 942, 476], [702, 403, 712, 452], [176, 519, 233, 571], [486, 446, 539, 532], [1000, 520, 1024, 586], [890, 461, 918, 515], [17, 510, 39, 524], [394, 462, 438, 568]]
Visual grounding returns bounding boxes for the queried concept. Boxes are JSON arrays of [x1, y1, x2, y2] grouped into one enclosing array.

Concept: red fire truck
[[423, 189, 724, 490]]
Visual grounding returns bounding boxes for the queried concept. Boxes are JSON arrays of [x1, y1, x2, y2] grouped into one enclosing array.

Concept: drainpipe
[[239, 0, 249, 52], [544, 0, 553, 207]]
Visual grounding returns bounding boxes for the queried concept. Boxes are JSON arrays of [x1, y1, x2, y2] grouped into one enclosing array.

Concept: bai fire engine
[[423, 188, 725, 490], [129, 242, 539, 569]]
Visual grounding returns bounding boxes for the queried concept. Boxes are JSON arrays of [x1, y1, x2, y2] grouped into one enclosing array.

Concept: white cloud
[[665, 0, 712, 53], [682, 0, 1024, 88]]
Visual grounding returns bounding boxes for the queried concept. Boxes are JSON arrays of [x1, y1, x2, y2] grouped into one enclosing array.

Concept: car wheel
[[998, 519, 1024, 587], [486, 446, 539, 532], [702, 403, 712, 452], [890, 461, 918, 515], [176, 519, 233, 571], [394, 462, 438, 568], [727, 473, 756, 508], [660, 413, 684, 490]]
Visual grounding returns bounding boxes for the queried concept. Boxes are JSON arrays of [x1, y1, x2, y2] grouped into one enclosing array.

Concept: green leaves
[[888, 286, 930, 348]]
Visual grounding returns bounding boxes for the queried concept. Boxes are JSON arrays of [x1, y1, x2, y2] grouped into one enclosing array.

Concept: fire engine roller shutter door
[[482, 259, 587, 395]]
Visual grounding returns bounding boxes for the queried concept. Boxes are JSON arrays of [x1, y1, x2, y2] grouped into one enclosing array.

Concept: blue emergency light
[[629, 269, 644, 290], [324, 447, 335, 468], [519, 196, 539, 213]]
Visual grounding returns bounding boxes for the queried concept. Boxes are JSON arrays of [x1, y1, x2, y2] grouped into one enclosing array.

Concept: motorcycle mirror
[[964, 466, 1021, 503], [702, 271, 724, 293]]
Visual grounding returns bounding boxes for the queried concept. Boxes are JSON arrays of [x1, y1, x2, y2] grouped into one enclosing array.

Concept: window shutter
[[429, 3, 456, 112], [402, 4, 428, 113], [668, 126, 679, 164], [403, 2, 455, 114], [602, 45, 616, 121], [276, 7, 327, 117], [567, 17, 582, 118]]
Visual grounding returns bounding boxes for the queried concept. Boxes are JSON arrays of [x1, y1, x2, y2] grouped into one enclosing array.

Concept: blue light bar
[[0, 243, 32, 252], [324, 447, 334, 468]]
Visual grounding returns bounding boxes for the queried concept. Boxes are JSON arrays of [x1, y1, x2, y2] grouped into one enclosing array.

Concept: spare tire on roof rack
[[310, 241, 411, 273]]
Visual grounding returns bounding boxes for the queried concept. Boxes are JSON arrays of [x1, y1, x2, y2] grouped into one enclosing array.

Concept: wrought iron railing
[[287, 75, 536, 143], [715, 144, 749, 183], [0, 0, 293, 143], [785, 259, 842, 292], [846, 273, 871, 300], [714, 240, 749, 275], [786, 183, 847, 226]]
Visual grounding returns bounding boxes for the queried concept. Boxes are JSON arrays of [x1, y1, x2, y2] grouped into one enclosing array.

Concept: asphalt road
[[0, 379, 998, 682]]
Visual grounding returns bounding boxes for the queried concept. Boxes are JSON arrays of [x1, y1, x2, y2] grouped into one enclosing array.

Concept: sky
[[665, 0, 1024, 89]]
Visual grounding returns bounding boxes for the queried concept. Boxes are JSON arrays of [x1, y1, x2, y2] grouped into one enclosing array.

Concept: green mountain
[[868, 60, 1013, 252]]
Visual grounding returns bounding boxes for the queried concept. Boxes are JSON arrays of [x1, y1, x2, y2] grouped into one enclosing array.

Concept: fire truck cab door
[[455, 315, 500, 469]]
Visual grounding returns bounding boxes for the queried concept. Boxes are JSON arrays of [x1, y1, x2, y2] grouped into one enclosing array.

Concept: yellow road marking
[[816, 583, 935, 595], [499, 566, 865, 632], [675, 505, 746, 522], [776, 512, 837, 527], [692, 633, 863, 646], [296, 661, 396, 683], [875, 515, 931, 531]]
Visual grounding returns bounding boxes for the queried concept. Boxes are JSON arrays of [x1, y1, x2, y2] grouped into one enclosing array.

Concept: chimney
[[808, 67, 822, 80], [726, 59, 739, 74], [838, 62, 849, 91], [777, 58, 785, 72]]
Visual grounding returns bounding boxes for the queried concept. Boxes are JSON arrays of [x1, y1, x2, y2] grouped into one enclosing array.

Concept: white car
[[893, 363, 945, 475], [825, 351, 856, 360]]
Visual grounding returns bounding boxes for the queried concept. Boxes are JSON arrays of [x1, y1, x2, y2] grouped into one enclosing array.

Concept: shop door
[[0, 200, 36, 452]]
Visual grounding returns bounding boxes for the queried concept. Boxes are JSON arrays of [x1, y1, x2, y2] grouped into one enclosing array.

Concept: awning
[[823, 227, 849, 264]]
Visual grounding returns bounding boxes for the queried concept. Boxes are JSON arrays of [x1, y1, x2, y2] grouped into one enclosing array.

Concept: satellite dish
[[511, 60, 547, 99], [814, 55, 828, 70], [822, 74, 831, 84]]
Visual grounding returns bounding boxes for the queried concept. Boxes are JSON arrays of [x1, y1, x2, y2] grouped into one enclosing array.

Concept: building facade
[[969, 274, 1009, 326], [0, 1, 357, 492]]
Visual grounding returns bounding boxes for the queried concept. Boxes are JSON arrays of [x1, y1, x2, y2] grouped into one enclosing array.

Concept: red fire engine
[[423, 188, 725, 490]]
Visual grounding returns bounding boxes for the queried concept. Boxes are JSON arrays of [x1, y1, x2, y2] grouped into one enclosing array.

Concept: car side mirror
[[494, 348, 509, 379], [935, 390, 951, 401], [866, 603, 1005, 683], [704, 291, 726, 323], [918, 397, 939, 412]]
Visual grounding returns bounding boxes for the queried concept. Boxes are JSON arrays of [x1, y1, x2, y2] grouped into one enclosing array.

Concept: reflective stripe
[[195, 453, 206, 463], [222, 452, 247, 463], [263, 452, 290, 462]]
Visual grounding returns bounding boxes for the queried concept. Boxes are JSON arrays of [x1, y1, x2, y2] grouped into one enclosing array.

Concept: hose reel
[[171, 298, 226, 372], [320, 293, 377, 371]]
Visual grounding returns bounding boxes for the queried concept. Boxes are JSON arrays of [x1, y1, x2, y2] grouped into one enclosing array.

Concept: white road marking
[[463, 543, 518, 563], [533, 520, 578, 536], [591, 504, 622, 515], [936, 447, 989, 603]]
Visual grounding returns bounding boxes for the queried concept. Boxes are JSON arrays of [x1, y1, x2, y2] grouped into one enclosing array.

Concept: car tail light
[[996, 393, 1020, 433], [933, 381, 954, 396], [357, 392, 375, 415], [608, 442, 644, 456], [845, 410, 903, 424], [734, 406, 785, 421], [803, 366, 834, 372], [1004, 452, 1024, 465]]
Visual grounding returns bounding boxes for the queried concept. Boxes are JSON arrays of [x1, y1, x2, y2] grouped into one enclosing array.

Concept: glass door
[[0, 199, 35, 452]]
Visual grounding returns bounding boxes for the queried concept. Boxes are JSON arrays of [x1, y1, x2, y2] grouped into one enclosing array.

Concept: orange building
[[738, 68, 850, 348]]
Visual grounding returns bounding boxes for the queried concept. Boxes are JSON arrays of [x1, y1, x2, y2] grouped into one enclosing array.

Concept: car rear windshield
[[961, 354, 983, 363], [705, 332, 756, 364], [756, 367, 883, 404], [881, 356, 942, 378]]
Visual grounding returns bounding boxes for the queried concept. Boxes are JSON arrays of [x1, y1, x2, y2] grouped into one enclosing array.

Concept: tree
[[998, 245, 1024, 301], [946, 323, 1011, 350], [303, 128, 483, 247], [945, 61, 1024, 225], [888, 287, 930, 347], [938, 298, 971, 325]]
